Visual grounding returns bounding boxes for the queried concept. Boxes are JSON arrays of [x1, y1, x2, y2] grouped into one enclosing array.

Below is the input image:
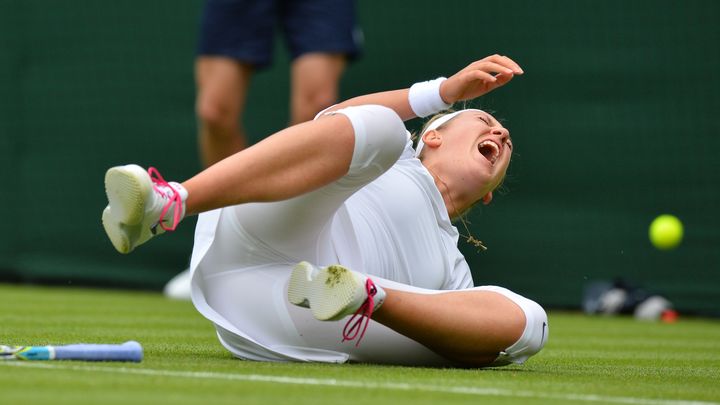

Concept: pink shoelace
[[342, 279, 379, 347], [148, 167, 183, 232]]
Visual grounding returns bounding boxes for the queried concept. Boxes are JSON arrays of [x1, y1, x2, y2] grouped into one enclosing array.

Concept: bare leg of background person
[[289, 53, 347, 125], [196, 57, 253, 168]]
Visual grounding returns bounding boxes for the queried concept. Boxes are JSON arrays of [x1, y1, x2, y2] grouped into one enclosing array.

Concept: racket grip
[[53, 341, 143, 362]]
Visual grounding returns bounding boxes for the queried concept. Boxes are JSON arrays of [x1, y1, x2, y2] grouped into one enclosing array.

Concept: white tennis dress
[[189, 105, 547, 366]]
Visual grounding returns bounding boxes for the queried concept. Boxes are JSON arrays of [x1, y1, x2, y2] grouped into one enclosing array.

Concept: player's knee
[[497, 297, 548, 365], [524, 300, 549, 355], [468, 286, 549, 366], [337, 105, 407, 172]]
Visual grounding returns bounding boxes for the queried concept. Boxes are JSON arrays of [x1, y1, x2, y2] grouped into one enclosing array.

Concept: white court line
[[1, 361, 717, 405]]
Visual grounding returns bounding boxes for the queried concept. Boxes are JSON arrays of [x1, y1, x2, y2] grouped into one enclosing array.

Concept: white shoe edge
[[102, 206, 131, 254], [104, 164, 153, 226]]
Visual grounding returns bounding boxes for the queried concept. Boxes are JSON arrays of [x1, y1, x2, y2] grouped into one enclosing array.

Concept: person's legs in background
[[195, 58, 253, 167], [283, 0, 360, 124], [289, 53, 346, 124], [194, 0, 276, 167]]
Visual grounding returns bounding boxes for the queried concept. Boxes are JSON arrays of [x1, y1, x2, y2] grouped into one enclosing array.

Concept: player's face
[[435, 111, 513, 203]]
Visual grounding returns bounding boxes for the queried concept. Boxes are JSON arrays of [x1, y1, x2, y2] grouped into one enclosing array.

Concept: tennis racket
[[0, 341, 143, 362]]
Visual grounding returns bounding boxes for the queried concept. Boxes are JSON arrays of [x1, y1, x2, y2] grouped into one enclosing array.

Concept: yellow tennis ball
[[649, 214, 683, 250]]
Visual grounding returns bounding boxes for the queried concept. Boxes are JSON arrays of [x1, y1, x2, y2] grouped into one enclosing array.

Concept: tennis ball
[[649, 214, 683, 250]]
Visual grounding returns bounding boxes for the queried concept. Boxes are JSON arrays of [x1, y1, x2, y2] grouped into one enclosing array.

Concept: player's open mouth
[[478, 140, 501, 165]]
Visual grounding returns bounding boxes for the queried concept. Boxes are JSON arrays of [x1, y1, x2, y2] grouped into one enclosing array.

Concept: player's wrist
[[408, 77, 453, 118]]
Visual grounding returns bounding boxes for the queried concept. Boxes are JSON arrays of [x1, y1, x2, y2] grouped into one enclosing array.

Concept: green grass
[[0, 283, 718, 405]]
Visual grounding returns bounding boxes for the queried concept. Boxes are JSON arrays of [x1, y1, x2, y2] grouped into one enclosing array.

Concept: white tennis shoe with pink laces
[[102, 164, 187, 254], [288, 261, 386, 345]]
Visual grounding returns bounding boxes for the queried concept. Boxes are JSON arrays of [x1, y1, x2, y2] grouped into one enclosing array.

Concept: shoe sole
[[102, 206, 131, 254], [288, 262, 364, 321], [104, 165, 152, 225]]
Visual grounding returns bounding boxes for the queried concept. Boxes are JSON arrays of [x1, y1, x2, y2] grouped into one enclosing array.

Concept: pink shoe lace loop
[[148, 167, 182, 232], [342, 279, 378, 347]]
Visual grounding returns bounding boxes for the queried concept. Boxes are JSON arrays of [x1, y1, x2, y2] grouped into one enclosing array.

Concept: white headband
[[414, 109, 484, 158]]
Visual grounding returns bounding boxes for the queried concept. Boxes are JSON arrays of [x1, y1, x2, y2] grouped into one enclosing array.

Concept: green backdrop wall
[[1, 1, 718, 316]]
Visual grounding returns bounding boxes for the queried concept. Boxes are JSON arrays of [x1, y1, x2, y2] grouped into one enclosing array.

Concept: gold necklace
[[427, 168, 487, 251]]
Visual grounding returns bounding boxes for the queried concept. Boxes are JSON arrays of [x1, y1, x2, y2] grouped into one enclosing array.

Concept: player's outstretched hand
[[440, 55, 524, 104]]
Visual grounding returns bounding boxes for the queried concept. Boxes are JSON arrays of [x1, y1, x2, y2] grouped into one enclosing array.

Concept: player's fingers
[[470, 54, 523, 75], [497, 55, 524, 74], [470, 70, 498, 82], [476, 60, 515, 76], [493, 71, 515, 86], [466, 69, 498, 83]]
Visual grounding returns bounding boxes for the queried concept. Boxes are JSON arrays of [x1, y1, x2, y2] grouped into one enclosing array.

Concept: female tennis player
[[102, 54, 548, 367]]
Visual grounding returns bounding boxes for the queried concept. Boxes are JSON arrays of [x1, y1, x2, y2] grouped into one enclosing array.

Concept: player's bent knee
[[500, 298, 548, 365], [475, 286, 549, 366]]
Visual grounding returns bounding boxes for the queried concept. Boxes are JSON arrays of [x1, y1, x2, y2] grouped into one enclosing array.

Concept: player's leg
[[103, 113, 353, 254], [102, 105, 407, 253], [192, 104, 408, 265], [372, 288, 530, 366], [371, 285, 547, 367], [196, 260, 544, 366], [195, 58, 252, 167], [288, 264, 548, 367], [183, 112, 355, 215], [289, 53, 346, 124]]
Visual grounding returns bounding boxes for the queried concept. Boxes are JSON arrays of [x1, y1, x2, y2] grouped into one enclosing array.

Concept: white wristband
[[408, 77, 452, 118]]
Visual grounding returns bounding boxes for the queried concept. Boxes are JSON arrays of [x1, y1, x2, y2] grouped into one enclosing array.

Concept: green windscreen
[[1, 0, 718, 316]]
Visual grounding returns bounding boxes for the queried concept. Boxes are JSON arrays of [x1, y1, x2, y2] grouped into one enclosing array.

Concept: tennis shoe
[[102, 164, 187, 254], [288, 262, 385, 320], [288, 262, 385, 345]]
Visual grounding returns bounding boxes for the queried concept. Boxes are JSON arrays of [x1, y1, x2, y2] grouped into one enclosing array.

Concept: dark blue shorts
[[196, 0, 362, 69]]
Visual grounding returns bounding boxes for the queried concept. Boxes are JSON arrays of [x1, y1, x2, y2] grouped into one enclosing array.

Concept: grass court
[[1, 283, 718, 405]]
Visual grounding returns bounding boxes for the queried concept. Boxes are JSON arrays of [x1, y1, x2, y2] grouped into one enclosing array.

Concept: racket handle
[[53, 341, 143, 362]]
